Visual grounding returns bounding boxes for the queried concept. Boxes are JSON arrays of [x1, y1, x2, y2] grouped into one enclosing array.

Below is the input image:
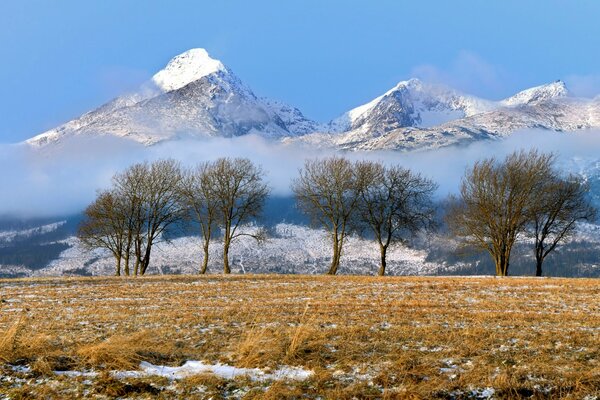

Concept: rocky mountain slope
[[291, 80, 600, 151], [25, 48, 600, 152], [27, 49, 318, 147]]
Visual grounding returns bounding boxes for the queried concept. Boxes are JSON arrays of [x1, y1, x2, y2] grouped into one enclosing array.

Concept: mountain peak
[[393, 78, 423, 90], [151, 48, 226, 92], [502, 80, 569, 106]]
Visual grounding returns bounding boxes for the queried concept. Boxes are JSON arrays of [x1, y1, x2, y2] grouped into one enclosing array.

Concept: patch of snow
[[501, 80, 569, 106], [0, 221, 66, 243], [152, 48, 226, 92]]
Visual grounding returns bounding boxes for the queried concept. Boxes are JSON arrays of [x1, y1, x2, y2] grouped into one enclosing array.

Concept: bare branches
[[528, 173, 597, 276], [446, 150, 579, 277], [292, 157, 436, 276], [356, 161, 437, 276], [78, 159, 185, 276], [180, 163, 220, 274], [292, 157, 362, 275], [78, 190, 129, 276], [208, 158, 270, 274]]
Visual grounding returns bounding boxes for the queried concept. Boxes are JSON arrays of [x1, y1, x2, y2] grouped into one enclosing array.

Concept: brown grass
[[0, 274, 599, 398]]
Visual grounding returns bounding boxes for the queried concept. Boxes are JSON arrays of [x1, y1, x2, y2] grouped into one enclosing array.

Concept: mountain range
[[26, 48, 600, 151], [7, 48, 600, 279]]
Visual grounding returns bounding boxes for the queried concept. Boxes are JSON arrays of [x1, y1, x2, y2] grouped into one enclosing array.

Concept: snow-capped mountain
[[27, 49, 318, 146], [25, 48, 600, 152], [291, 79, 600, 151], [329, 78, 496, 134]]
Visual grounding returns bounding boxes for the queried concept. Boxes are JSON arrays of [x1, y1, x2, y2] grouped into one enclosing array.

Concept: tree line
[[78, 150, 596, 277]]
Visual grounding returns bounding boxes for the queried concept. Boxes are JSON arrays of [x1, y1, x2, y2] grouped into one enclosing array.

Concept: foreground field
[[0, 275, 599, 399]]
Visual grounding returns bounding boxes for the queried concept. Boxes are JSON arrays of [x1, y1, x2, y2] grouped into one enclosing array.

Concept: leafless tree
[[292, 157, 361, 275], [446, 150, 553, 276], [529, 174, 596, 276], [111, 163, 146, 276], [208, 158, 270, 274], [138, 159, 184, 275], [78, 190, 128, 276], [180, 163, 219, 274], [82, 159, 185, 276], [356, 161, 437, 276]]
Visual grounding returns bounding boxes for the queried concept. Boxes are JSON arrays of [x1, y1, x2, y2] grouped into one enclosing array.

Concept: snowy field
[[3, 220, 600, 279], [24, 223, 459, 277], [1, 275, 599, 398]]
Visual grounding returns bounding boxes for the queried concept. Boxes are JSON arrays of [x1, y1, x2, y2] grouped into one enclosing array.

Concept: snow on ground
[[0, 220, 66, 243], [33, 223, 453, 277], [54, 361, 312, 382], [135, 361, 312, 381]]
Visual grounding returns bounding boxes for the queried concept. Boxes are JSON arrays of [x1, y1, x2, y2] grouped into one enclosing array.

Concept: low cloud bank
[[1, 129, 600, 217]]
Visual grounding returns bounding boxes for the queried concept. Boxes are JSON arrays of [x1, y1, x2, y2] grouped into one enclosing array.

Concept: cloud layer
[[2, 130, 600, 217]]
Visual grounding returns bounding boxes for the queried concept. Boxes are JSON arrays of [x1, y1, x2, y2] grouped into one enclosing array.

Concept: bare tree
[[111, 163, 146, 276], [78, 190, 128, 276], [529, 174, 596, 276], [446, 150, 553, 276], [292, 157, 361, 275], [109, 159, 184, 275], [180, 163, 219, 274], [356, 162, 437, 276], [209, 158, 270, 274]]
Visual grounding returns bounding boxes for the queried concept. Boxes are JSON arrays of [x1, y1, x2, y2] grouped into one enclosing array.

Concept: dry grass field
[[0, 275, 599, 399]]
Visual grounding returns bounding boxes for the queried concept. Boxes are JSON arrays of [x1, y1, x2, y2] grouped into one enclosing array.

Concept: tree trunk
[[124, 249, 130, 276], [115, 256, 121, 276], [134, 239, 141, 276], [327, 239, 339, 275], [140, 242, 152, 275], [200, 239, 209, 274], [494, 253, 508, 277], [124, 237, 132, 276], [503, 249, 510, 276], [378, 244, 387, 276], [535, 257, 543, 277], [223, 239, 231, 274]]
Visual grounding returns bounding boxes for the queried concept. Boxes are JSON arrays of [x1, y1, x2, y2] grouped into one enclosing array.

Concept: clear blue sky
[[1, 0, 600, 143]]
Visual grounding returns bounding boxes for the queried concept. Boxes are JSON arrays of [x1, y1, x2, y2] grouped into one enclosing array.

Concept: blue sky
[[1, 0, 600, 143]]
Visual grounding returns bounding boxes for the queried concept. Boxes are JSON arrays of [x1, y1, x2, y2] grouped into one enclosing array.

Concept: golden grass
[[0, 274, 599, 398]]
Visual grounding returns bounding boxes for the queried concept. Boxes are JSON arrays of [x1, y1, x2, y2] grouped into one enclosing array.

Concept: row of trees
[[79, 157, 437, 276], [79, 158, 269, 276], [447, 150, 596, 276], [79, 150, 596, 277], [292, 158, 437, 275]]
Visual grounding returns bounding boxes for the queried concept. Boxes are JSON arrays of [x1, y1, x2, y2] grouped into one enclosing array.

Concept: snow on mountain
[[151, 48, 226, 92], [27, 49, 317, 147], [500, 80, 569, 106], [23, 48, 600, 153], [262, 98, 325, 135], [0, 220, 66, 244], [291, 79, 600, 151], [329, 79, 496, 134]]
